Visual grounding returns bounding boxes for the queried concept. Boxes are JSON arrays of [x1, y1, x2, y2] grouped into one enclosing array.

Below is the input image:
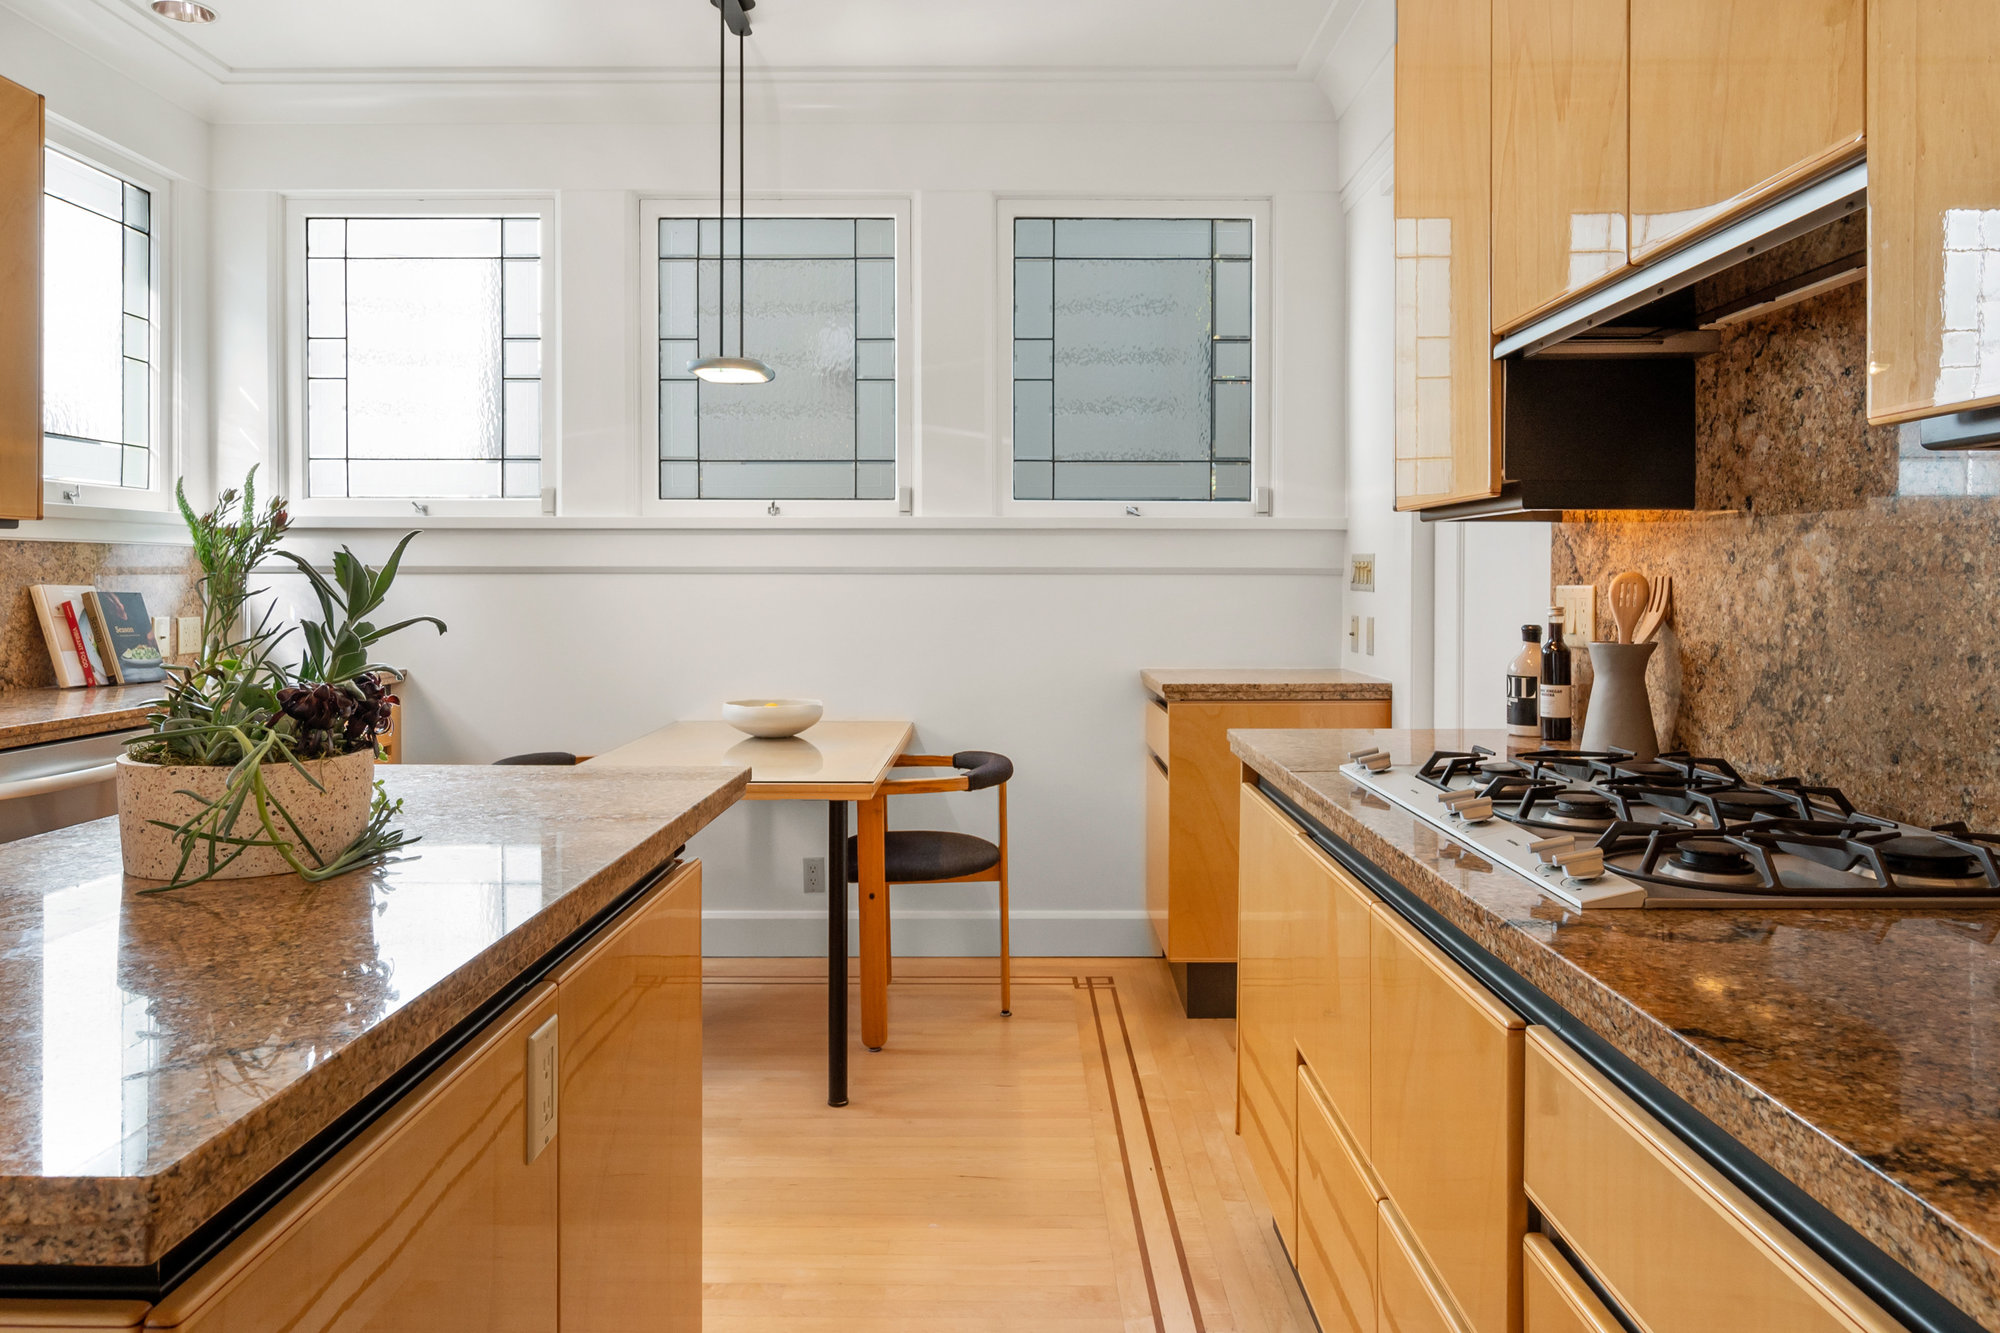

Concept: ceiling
[[108, 0, 1349, 76]]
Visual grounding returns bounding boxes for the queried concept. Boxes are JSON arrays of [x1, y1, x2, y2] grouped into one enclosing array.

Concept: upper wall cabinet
[[1866, 0, 2000, 426], [1490, 0, 1630, 333], [1394, 0, 1502, 511], [1627, 0, 1864, 263], [0, 75, 43, 523]]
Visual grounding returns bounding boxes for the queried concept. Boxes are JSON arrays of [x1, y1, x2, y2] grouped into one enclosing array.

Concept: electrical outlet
[[1554, 584, 1598, 643], [525, 1015, 558, 1163], [804, 856, 827, 894], [178, 617, 201, 657], [1366, 616, 1376, 655], [1349, 553, 1376, 592]]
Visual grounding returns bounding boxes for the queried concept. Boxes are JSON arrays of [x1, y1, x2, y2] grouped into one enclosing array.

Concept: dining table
[[586, 718, 914, 1106]]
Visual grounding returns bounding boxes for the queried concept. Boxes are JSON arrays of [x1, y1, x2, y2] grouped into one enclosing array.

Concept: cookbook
[[81, 590, 166, 683]]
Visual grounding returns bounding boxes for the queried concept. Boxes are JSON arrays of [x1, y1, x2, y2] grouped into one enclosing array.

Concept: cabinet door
[[1145, 752, 1170, 958], [1627, 0, 1864, 261], [1298, 1067, 1383, 1333], [1521, 1235, 1621, 1333], [1866, 0, 2000, 425], [1236, 783, 1306, 1252], [1293, 831, 1373, 1154], [1369, 905, 1524, 1333], [1490, 0, 1629, 332], [1394, 0, 1501, 510], [0, 75, 43, 522], [146, 988, 561, 1332], [553, 862, 703, 1333], [1378, 1202, 1471, 1333]]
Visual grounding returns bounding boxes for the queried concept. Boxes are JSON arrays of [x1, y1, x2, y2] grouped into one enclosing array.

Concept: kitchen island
[[0, 761, 746, 1327], [1233, 728, 2000, 1333]]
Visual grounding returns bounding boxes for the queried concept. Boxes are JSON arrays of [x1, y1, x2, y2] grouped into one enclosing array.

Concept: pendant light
[[689, 0, 775, 385]]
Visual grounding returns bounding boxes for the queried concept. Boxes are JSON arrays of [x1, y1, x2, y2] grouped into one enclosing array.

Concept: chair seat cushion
[[845, 830, 1001, 883]]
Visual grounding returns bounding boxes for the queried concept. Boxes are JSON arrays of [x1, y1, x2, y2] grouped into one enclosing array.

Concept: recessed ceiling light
[[150, 0, 217, 22]]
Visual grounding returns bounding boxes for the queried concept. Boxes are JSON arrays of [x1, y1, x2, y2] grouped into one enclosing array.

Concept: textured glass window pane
[[698, 217, 722, 257], [45, 150, 121, 221], [856, 259, 894, 339], [1015, 218, 1053, 258], [660, 461, 698, 497], [660, 260, 698, 340], [1014, 260, 1053, 338], [502, 218, 540, 258], [42, 198, 123, 445], [504, 380, 540, 456], [858, 381, 894, 460], [1052, 258, 1210, 461], [661, 218, 700, 258], [1053, 461, 1211, 500], [857, 461, 894, 499], [1013, 380, 1053, 461], [344, 258, 501, 461], [857, 218, 895, 258], [1013, 338, 1052, 380], [308, 337, 345, 378], [44, 438, 123, 486], [122, 357, 148, 445], [122, 445, 148, 489], [743, 218, 854, 257], [1214, 220, 1251, 258], [1214, 461, 1251, 500], [697, 461, 864, 499], [123, 227, 149, 317], [503, 339, 541, 377], [699, 258, 855, 461], [1213, 381, 1251, 461], [1214, 339, 1251, 380], [307, 258, 347, 337], [308, 460, 347, 497], [660, 381, 698, 459], [348, 459, 503, 498], [503, 460, 540, 497], [503, 259, 540, 338], [1055, 219, 1210, 259], [123, 184, 150, 233], [123, 314, 148, 360], [348, 217, 502, 258], [1013, 461, 1053, 500], [1215, 259, 1251, 338], [697, 258, 728, 357], [308, 379, 347, 458], [856, 339, 895, 380], [660, 339, 698, 379], [307, 218, 346, 257]]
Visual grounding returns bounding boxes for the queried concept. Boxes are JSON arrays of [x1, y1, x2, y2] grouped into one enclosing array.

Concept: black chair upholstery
[[845, 830, 1001, 883], [493, 751, 579, 766], [951, 750, 1013, 791]]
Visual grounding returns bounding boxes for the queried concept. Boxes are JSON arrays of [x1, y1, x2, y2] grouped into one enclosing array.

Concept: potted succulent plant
[[117, 469, 446, 887]]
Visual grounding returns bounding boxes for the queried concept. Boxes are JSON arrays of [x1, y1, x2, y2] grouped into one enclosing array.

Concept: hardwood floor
[[703, 956, 1314, 1332]]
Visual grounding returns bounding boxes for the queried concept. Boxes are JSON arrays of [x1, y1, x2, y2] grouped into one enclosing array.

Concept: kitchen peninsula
[[0, 762, 746, 1328]]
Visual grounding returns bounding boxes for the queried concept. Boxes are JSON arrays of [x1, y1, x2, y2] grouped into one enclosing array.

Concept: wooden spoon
[[1608, 571, 1650, 644]]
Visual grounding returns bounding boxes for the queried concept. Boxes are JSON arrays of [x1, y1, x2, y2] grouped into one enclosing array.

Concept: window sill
[[283, 513, 1344, 533], [10, 503, 190, 544]]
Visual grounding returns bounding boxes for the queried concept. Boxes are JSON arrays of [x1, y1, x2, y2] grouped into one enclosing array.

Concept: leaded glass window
[[304, 215, 543, 499], [1011, 217, 1252, 502], [43, 148, 153, 489], [657, 217, 895, 500]]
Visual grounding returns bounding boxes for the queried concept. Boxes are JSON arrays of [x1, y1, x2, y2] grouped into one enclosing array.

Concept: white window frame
[[41, 122, 175, 515], [281, 194, 558, 518], [636, 194, 913, 518], [996, 197, 1272, 518]]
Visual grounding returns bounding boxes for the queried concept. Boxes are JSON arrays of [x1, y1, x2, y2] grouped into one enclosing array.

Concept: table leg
[[858, 793, 890, 1051], [827, 800, 849, 1108]]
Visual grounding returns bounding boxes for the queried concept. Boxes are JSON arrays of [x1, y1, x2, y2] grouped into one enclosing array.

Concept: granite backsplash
[[0, 539, 197, 691], [1551, 264, 2000, 830]]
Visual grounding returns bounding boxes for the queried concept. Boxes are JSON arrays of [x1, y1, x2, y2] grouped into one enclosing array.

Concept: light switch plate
[[152, 617, 174, 657], [1553, 584, 1598, 644], [1366, 616, 1375, 655], [525, 1015, 558, 1163], [1349, 615, 1361, 651], [1349, 553, 1376, 592]]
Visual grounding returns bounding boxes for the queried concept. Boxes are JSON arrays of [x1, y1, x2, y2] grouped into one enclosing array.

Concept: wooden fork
[[1632, 575, 1673, 643]]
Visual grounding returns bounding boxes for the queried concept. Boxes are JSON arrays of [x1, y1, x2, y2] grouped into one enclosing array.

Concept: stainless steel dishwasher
[[0, 729, 145, 843]]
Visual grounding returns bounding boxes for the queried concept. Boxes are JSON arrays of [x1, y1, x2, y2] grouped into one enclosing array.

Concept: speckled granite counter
[[1141, 668, 1392, 703], [0, 685, 160, 750], [0, 762, 747, 1271], [1231, 727, 2000, 1331]]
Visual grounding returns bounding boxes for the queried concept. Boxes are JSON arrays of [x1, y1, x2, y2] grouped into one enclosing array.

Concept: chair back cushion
[[952, 750, 1013, 790]]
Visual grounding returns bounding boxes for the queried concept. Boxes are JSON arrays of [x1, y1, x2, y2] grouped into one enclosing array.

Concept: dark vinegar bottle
[[1539, 607, 1573, 744]]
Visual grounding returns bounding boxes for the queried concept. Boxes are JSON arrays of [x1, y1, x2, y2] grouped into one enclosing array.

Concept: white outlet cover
[[525, 1014, 558, 1163], [1554, 584, 1598, 643]]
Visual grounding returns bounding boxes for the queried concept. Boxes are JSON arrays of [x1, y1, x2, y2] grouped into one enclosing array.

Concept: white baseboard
[[700, 907, 1159, 958]]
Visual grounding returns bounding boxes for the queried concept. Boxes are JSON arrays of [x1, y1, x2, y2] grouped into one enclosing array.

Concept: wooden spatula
[[1608, 571, 1650, 644]]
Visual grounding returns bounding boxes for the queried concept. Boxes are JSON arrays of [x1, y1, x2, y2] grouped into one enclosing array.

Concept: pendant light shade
[[689, 0, 774, 385]]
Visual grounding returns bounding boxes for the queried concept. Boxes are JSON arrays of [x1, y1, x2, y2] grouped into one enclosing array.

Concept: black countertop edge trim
[[0, 851, 687, 1303], [1257, 777, 1984, 1333]]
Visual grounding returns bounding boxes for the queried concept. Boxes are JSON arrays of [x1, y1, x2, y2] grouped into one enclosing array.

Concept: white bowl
[[722, 698, 824, 738]]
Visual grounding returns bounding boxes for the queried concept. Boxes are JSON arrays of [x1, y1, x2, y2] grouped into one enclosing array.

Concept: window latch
[[59, 487, 80, 505], [1125, 505, 1142, 518], [767, 501, 782, 516], [411, 501, 430, 516]]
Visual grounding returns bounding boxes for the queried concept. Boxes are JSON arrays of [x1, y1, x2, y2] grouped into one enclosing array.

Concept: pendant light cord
[[737, 21, 746, 360], [717, 0, 725, 358]]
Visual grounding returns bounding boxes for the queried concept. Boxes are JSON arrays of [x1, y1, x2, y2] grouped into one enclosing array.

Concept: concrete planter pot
[[117, 748, 375, 881]]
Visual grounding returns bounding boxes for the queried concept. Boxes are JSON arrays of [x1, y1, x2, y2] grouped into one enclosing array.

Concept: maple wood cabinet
[[0, 73, 43, 523]]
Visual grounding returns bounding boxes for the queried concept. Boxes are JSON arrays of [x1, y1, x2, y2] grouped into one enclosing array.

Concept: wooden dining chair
[[845, 750, 1014, 1017]]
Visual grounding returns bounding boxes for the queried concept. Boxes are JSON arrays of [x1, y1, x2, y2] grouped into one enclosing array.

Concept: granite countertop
[[0, 685, 162, 751], [1140, 668, 1392, 703], [1231, 727, 2000, 1331], [0, 762, 748, 1270]]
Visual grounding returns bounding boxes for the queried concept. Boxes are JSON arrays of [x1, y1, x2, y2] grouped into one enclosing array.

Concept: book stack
[[30, 586, 167, 686]]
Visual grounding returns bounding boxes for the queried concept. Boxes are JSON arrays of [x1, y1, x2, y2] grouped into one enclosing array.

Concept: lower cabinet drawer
[[1378, 1201, 1471, 1333], [1238, 1039, 1297, 1256], [1521, 1235, 1620, 1333], [1298, 1066, 1383, 1333], [1523, 1029, 1897, 1333]]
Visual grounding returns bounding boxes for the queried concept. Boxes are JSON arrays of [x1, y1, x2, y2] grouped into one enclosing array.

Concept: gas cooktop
[[1340, 745, 2000, 911]]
